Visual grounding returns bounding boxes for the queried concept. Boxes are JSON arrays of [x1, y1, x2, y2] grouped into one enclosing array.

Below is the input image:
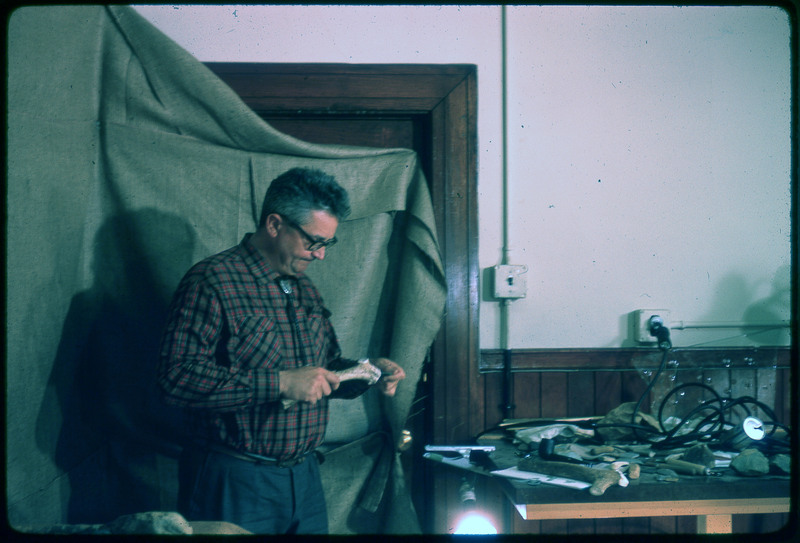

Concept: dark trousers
[[178, 446, 328, 534]]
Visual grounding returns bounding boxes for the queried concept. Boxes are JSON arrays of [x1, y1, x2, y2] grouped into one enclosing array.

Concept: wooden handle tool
[[665, 458, 711, 475], [518, 456, 624, 496]]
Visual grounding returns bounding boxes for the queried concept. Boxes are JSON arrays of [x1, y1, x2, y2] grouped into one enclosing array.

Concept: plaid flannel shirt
[[158, 234, 342, 461]]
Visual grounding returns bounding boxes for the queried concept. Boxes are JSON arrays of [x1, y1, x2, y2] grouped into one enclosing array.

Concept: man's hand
[[372, 358, 406, 397], [279, 366, 340, 404]]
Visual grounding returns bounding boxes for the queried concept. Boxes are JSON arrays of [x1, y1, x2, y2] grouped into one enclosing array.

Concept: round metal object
[[742, 416, 765, 440]]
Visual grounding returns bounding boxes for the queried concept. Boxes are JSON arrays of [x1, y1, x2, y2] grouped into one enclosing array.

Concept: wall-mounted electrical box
[[493, 264, 528, 299], [635, 309, 670, 343]]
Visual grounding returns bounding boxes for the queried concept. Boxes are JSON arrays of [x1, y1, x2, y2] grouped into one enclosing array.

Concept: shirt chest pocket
[[228, 316, 281, 369], [301, 305, 332, 364]]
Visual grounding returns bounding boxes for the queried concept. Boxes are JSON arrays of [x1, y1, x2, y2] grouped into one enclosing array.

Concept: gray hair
[[259, 167, 351, 227]]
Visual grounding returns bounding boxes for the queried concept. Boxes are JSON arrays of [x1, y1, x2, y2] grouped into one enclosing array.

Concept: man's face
[[273, 209, 339, 276]]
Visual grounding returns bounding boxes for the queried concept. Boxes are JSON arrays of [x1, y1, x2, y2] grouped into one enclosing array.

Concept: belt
[[203, 442, 320, 468]]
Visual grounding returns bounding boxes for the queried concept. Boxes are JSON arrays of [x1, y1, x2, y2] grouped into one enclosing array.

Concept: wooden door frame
[[205, 63, 481, 531]]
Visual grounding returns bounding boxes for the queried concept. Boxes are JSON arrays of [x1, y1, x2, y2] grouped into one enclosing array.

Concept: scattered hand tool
[[665, 457, 721, 476], [425, 445, 496, 456], [518, 456, 626, 496], [538, 438, 599, 465]]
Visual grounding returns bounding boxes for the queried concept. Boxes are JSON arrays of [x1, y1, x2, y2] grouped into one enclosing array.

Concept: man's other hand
[[372, 358, 406, 397]]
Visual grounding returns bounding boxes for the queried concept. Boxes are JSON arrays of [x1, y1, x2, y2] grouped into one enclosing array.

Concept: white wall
[[133, 4, 792, 349]]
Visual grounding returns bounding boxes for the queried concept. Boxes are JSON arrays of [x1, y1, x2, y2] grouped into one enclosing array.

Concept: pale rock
[[730, 448, 770, 476]]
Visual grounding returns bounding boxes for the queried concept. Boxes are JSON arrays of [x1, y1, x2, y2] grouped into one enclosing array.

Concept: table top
[[477, 432, 792, 507]]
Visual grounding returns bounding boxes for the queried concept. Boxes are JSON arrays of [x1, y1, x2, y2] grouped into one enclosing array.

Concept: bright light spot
[[453, 512, 498, 535]]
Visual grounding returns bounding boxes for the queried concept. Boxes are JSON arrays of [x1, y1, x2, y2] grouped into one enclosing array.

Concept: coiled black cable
[[654, 382, 727, 448], [627, 348, 791, 451]]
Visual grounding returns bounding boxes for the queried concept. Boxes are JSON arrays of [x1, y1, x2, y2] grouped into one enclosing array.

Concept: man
[[157, 167, 406, 534]]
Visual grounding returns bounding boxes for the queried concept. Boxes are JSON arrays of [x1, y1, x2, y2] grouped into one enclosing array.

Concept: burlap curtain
[[7, 6, 445, 533]]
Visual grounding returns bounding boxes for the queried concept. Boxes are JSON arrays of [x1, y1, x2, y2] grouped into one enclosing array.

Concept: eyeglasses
[[282, 216, 338, 252]]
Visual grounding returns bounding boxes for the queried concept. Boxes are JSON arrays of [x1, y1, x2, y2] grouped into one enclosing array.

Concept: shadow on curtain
[[37, 209, 195, 523]]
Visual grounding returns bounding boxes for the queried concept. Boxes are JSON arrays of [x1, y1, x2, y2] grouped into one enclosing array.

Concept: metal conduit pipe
[[499, 6, 515, 420], [669, 321, 790, 330]]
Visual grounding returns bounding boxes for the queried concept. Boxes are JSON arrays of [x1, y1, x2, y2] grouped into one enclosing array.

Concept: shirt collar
[[240, 233, 300, 291], [240, 233, 280, 284]]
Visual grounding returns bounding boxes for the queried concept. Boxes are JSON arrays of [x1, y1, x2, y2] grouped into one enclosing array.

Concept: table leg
[[697, 514, 732, 534]]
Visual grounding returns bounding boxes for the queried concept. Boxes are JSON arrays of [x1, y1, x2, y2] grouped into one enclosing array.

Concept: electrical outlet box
[[494, 264, 528, 299], [635, 309, 670, 343]]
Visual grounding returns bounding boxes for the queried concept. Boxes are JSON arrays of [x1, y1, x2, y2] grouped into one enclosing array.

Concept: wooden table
[[503, 476, 790, 533], [482, 436, 791, 534]]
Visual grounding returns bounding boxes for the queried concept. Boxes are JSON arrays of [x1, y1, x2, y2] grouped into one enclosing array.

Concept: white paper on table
[[490, 467, 592, 490]]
